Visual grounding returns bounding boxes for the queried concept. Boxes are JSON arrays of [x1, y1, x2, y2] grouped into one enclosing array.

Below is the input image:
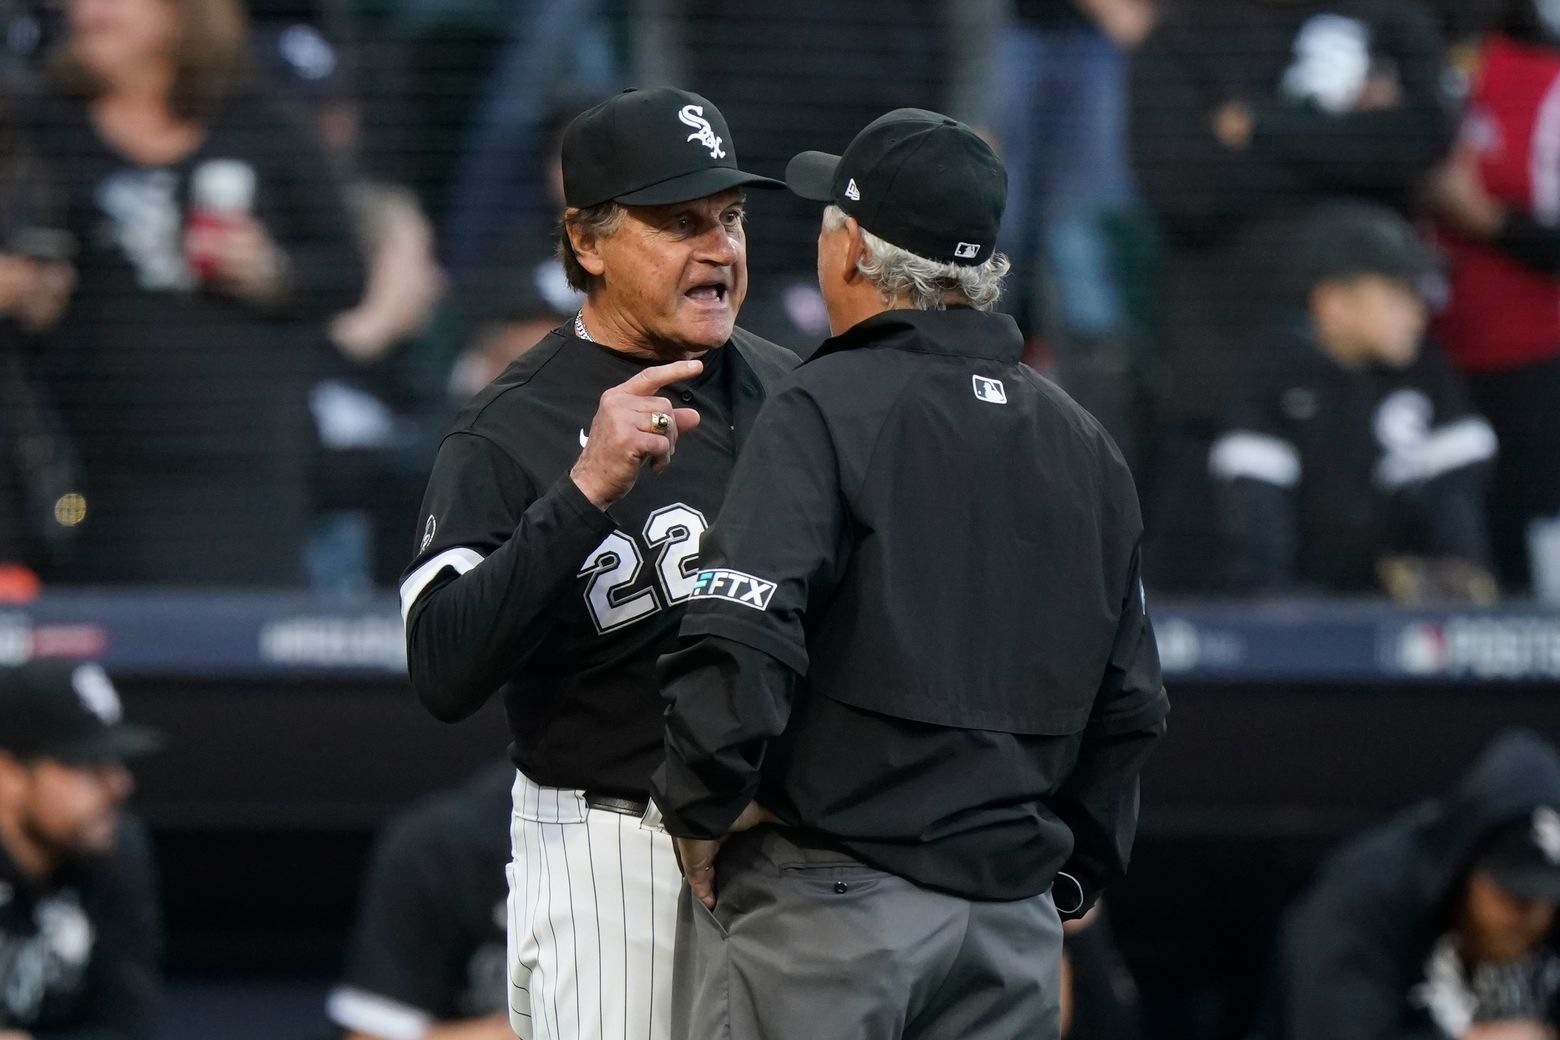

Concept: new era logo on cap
[[955, 242, 981, 259], [845, 178, 861, 201]]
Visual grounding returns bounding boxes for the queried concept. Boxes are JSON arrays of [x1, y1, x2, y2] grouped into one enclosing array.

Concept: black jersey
[[652, 308, 1167, 904], [402, 326, 797, 796], [1209, 315, 1497, 592], [0, 817, 161, 1038], [327, 764, 514, 1034]]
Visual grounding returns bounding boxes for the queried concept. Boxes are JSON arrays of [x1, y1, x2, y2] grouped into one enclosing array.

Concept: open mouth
[[685, 283, 729, 304]]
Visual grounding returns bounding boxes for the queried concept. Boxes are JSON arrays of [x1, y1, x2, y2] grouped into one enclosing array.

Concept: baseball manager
[[401, 87, 795, 1040]]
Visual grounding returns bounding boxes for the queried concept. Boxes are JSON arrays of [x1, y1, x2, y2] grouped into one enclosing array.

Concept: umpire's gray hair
[[557, 201, 629, 292], [823, 205, 1010, 311]]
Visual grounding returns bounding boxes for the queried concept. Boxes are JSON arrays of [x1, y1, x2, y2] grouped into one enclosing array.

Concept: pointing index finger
[[618, 359, 703, 397]]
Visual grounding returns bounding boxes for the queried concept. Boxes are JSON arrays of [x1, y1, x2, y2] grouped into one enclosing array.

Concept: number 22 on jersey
[[578, 503, 709, 633]]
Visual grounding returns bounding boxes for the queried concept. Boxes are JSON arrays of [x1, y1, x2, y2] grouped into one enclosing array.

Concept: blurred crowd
[[0, 0, 1559, 603]]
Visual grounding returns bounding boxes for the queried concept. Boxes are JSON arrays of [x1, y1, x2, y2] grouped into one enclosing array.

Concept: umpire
[[401, 87, 795, 1040], [650, 109, 1169, 1039]]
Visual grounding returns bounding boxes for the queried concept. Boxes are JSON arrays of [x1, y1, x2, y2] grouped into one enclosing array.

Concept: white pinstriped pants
[[507, 772, 680, 1040]]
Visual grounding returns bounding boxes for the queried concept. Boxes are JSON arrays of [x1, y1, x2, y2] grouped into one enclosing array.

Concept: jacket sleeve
[[1270, 890, 1450, 1040], [1248, 7, 1455, 198], [651, 385, 849, 838], [1130, 20, 1266, 240], [1047, 545, 1169, 919], [256, 100, 366, 322], [1493, 210, 1560, 275], [401, 431, 617, 722]]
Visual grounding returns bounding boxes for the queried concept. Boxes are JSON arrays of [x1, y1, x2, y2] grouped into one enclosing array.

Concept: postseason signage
[[2, 593, 1560, 682]]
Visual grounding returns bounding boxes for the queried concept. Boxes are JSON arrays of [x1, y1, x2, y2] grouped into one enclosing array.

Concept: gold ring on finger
[[650, 412, 672, 435]]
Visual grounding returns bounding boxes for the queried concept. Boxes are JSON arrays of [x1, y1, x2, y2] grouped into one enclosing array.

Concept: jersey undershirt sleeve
[[1209, 371, 1302, 593], [652, 384, 850, 838], [401, 430, 617, 722], [327, 814, 465, 1037]]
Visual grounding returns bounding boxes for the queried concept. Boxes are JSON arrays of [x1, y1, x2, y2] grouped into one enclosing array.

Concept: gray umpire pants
[[670, 828, 1063, 1040]]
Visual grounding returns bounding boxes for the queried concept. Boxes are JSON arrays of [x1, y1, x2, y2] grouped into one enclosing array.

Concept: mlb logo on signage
[[972, 375, 1007, 404]]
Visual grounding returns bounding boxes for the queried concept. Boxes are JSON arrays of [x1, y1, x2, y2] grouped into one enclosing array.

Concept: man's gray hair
[[823, 205, 1009, 311], [557, 201, 629, 292]]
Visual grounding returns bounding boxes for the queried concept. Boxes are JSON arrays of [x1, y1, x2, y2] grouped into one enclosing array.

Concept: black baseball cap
[[1288, 200, 1442, 298], [0, 659, 162, 764], [785, 108, 1008, 267], [1477, 808, 1560, 902], [561, 87, 783, 209]]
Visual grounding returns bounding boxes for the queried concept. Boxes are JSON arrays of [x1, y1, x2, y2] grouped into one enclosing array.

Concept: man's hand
[[1463, 1021, 1558, 1040], [571, 360, 703, 509], [674, 801, 779, 910], [675, 835, 723, 910]]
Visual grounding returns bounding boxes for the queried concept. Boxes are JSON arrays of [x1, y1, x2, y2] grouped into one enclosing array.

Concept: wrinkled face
[[1317, 275, 1427, 369], [66, 0, 181, 82], [1460, 872, 1557, 964], [589, 190, 747, 357], [13, 759, 133, 862]]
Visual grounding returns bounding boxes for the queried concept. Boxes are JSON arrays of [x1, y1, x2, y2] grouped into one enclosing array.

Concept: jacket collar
[[808, 307, 1024, 364]]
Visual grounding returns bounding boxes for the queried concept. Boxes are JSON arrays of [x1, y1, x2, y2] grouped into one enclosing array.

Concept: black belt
[[584, 792, 649, 817]]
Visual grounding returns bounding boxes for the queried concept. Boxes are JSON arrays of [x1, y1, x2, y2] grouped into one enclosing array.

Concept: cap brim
[[785, 151, 841, 202], [52, 724, 164, 765], [1487, 863, 1560, 903], [613, 167, 784, 207]]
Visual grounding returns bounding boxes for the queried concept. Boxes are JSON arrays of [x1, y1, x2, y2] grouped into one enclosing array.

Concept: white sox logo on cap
[[1534, 806, 1560, 864], [678, 105, 725, 160]]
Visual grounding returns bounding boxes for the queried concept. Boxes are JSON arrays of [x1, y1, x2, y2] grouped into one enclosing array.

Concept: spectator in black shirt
[[326, 764, 511, 1040], [1209, 201, 1497, 597], [0, 659, 163, 1040], [652, 109, 1167, 1040], [29, 0, 363, 587]]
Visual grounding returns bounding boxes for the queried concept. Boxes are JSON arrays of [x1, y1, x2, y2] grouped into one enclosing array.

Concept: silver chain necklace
[[574, 310, 593, 343]]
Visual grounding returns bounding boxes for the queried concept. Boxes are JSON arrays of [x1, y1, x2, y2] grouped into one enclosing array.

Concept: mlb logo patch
[[972, 375, 1007, 405], [954, 242, 981, 259], [690, 568, 776, 611]]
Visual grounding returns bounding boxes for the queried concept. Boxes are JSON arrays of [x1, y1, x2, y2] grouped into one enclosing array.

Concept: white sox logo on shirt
[[420, 515, 437, 553], [678, 105, 725, 159]]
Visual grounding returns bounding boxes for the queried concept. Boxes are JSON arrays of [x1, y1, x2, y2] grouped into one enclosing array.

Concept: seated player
[[1256, 730, 1560, 1039], [326, 763, 512, 1040], [0, 659, 163, 1040], [1209, 201, 1497, 598]]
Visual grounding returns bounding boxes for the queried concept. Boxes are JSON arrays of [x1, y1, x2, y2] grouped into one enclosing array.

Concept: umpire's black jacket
[[650, 306, 1168, 908]]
